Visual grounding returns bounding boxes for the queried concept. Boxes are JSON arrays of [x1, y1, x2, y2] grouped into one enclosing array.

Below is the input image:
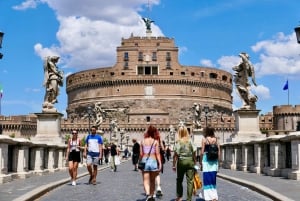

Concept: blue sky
[[0, 0, 300, 117]]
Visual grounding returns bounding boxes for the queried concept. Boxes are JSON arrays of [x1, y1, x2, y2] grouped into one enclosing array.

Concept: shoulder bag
[[138, 140, 155, 170]]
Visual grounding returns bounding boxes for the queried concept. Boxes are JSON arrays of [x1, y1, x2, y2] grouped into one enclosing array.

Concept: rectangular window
[[138, 52, 143, 61], [152, 66, 158, 75], [166, 61, 171, 69], [166, 52, 171, 61], [152, 52, 157, 61], [138, 66, 144, 75], [145, 66, 151, 75], [124, 52, 129, 61], [137, 65, 159, 75]]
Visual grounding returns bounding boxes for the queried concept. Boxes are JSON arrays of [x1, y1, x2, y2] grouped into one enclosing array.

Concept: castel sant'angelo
[[5, 17, 295, 142], [65, 18, 233, 141]]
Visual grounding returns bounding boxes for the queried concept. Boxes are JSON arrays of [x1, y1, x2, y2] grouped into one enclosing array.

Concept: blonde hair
[[177, 126, 189, 141]]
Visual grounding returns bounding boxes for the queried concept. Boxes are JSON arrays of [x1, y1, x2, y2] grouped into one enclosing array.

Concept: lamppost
[[203, 105, 209, 127], [221, 111, 225, 143], [126, 134, 129, 148], [120, 128, 124, 150], [87, 106, 93, 133], [169, 125, 176, 148], [0, 32, 4, 59], [109, 120, 113, 142]]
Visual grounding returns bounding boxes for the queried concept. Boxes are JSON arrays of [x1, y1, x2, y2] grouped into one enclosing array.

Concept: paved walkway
[[0, 160, 298, 201]]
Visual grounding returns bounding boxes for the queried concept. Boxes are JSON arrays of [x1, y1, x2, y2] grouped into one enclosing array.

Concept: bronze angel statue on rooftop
[[142, 17, 154, 31], [232, 52, 258, 110]]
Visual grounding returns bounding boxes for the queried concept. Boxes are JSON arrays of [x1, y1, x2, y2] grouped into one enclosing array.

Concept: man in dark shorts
[[132, 138, 140, 171]]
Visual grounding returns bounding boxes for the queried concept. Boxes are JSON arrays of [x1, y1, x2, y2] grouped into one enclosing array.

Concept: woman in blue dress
[[200, 126, 220, 201]]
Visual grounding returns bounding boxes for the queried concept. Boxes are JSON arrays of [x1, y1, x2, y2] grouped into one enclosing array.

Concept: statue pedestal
[[230, 109, 263, 142], [32, 112, 64, 144], [146, 30, 152, 37], [193, 129, 204, 159]]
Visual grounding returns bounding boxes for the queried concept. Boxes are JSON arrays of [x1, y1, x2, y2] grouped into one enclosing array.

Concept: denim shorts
[[142, 157, 158, 171], [86, 155, 99, 166]]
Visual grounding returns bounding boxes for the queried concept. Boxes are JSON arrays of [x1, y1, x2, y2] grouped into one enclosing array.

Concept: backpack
[[206, 139, 219, 161]]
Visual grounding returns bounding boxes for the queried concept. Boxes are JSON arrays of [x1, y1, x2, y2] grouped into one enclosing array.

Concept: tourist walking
[[166, 146, 171, 161], [154, 135, 165, 197], [132, 138, 140, 171], [104, 144, 110, 164], [110, 141, 119, 172], [66, 129, 81, 186], [200, 126, 220, 201], [83, 126, 103, 185], [139, 125, 162, 201], [172, 126, 197, 201]]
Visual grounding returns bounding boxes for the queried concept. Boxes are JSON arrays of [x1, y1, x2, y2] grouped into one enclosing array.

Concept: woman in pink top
[[139, 125, 162, 201]]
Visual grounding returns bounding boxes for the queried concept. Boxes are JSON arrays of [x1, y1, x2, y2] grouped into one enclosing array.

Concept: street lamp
[[169, 125, 176, 147], [294, 25, 300, 44], [0, 32, 4, 59], [126, 134, 130, 148], [203, 105, 209, 127], [221, 111, 225, 143], [120, 128, 124, 150], [87, 106, 93, 133]]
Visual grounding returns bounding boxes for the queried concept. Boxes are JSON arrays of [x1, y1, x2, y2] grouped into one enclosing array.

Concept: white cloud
[[13, 0, 41, 10], [200, 59, 213, 67], [252, 32, 300, 77], [252, 85, 271, 100], [22, 0, 163, 70], [217, 55, 240, 73]]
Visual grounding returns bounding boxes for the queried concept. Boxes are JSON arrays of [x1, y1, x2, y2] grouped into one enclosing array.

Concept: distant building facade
[[65, 35, 232, 140]]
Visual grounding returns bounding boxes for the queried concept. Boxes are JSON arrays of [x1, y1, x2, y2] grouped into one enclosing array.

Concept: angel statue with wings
[[42, 56, 64, 112], [142, 17, 154, 31], [232, 52, 258, 110]]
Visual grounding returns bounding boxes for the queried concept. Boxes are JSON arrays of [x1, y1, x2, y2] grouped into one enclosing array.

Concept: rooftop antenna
[[142, 0, 154, 36], [147, 0, 151, 18]]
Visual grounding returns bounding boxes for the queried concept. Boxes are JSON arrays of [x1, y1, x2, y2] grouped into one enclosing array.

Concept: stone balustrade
[[0, 135, 67, 184], [221, 131, 300, 180]]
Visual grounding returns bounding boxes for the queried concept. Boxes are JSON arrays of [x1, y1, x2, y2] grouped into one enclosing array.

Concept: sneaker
[[71, 181, 76, 186], [156, 186, 163, 196], [92, 178, 96, 185]]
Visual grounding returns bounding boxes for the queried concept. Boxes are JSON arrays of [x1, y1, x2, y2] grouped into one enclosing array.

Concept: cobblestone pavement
[[37, 161, 272, 201]]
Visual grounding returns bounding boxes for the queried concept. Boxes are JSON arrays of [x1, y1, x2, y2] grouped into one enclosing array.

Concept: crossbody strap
[[145, 140, 155, 161]]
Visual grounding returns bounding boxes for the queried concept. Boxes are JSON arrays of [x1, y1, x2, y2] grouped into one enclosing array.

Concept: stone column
[[33, 147, 45, 175], [0, 143, 10, 183], [0, 143, 8, 174], [239, 145, 248, 171], [267, 142, 281, 176], [47, 147, 56, 172], [229, 146, 238, 170], [289, 140, 300, 179], [57, 148, 65, 169], [251, 143, 263, 173], [16, 145, 29, 179]]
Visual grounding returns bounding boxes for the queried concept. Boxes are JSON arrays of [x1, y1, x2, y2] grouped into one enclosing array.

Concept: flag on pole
[[283, 80, 288, 90]]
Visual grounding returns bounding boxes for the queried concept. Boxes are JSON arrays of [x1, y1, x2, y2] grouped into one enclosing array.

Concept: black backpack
[[206, 139, 219, 161]]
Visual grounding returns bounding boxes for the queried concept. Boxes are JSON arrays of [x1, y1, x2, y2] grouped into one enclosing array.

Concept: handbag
[[193, 171, 202, 195], [115, 156, 120, 165], [138, 161, 145, 170], [138, 140, 155, 171]]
